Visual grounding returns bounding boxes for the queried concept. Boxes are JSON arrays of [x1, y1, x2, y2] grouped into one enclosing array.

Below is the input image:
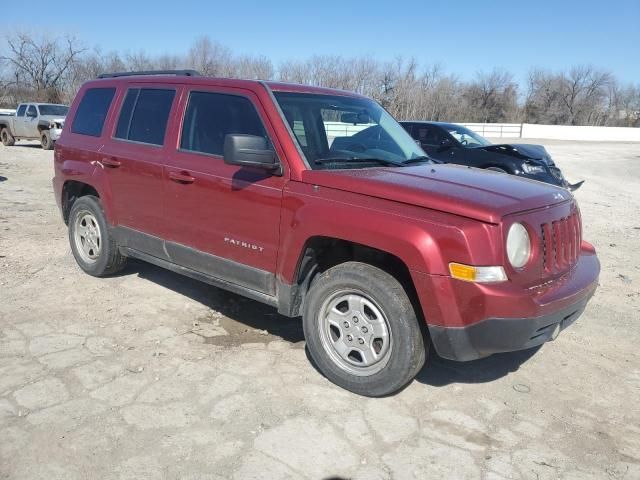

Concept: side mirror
[[223, 134, 280, 173], [27, 110, 37, 118]]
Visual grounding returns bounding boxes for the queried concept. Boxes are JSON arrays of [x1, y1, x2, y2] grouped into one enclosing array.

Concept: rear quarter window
[[71, 88, 116, 137]]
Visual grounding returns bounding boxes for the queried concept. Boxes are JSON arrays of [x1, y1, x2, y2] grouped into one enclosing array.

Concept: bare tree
[[462, 69, 519, 123], [186, 36, 233, 76], [1, 32, 86, 102], [0, 31, 636, 128]]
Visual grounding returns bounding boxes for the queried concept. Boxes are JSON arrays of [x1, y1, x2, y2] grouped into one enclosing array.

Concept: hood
[[39, 115, 66, 124], [474, 143, 554, 165], [302, 164, 571, 224]]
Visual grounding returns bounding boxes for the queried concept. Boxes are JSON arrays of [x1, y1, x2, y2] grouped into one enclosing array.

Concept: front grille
[[540, 212, 581, 274]]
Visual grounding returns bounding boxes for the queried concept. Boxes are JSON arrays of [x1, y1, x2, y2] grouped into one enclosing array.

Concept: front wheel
[[68, 195, 127, 276], [1, 128, 15, 146], [41, 130, 53, 150], [303, 262, 426, 397]]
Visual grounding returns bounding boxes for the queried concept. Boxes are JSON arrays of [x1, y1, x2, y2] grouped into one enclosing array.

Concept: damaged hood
[[473, 143, 554, 165], [302, 164, 571, 224]]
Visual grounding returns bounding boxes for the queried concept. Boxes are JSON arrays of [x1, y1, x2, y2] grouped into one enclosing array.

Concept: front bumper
[[429, 289, 595, 361], [49, 127, 63, 141], [518, 168, 567, 189], [414, 247, 600, 361]]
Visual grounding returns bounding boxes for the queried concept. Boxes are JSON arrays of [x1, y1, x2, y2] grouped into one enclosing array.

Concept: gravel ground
[[0, 139, 639, 480]]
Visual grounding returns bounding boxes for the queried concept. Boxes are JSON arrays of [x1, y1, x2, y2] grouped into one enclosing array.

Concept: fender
[[59, 158, 118, 225], [0, 120, 12, 132], [276, 181, 496, 284]]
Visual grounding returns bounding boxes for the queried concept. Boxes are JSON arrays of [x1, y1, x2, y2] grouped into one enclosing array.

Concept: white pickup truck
[[0, 103, 69, 150]]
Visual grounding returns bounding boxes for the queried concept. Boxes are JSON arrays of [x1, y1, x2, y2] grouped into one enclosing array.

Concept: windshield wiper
[[314, 157, 403, 167], [400, 156, 435, 165]]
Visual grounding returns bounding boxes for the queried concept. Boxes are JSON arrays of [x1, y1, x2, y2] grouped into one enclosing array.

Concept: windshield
[[273, 92, 427, 169], [445, 125, 491, 147], [38, 105, 69, 116]]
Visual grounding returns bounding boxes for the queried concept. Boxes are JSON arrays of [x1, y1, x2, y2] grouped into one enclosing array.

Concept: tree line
[[1, 33, 638, 127]]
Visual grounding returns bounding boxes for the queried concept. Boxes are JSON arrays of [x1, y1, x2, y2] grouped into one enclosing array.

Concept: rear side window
[[16, 105, 26, 117], [71, 88, 116, 137], [115, 88, 175, 146], [180, 92, 267, 156]]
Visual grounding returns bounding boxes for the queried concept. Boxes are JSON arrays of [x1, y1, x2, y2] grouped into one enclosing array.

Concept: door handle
[[102, 157, 121, 168], [168, 171, 195, 184]]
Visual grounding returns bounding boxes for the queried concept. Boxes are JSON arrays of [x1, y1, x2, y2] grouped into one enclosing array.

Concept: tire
[[68, 195, 127, 276], [1, 128, 15, 146], [303, 261, 426, 397], [41, 130, 53, 150]]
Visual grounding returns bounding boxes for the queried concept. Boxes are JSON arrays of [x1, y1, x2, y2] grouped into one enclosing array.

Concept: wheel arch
[[277, 235, 426, 323]]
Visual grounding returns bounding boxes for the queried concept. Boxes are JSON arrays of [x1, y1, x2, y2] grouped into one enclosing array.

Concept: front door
[[23, 105, 39, 138], [162, 87, 286, 295]]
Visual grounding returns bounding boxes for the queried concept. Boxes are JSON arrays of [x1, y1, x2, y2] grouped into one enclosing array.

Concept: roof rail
[[97, 70, 201, 79]]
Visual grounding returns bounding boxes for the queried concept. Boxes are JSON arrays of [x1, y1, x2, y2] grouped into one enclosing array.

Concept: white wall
[[520, 123, 640, 142], [459, 122, 640, 142]]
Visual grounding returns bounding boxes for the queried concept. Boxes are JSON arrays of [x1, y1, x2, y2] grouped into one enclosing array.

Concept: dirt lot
[[0, 139, 639, 479]]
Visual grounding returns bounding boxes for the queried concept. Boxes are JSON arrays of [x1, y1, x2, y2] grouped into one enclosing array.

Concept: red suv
[[53, 70, 600, 396]]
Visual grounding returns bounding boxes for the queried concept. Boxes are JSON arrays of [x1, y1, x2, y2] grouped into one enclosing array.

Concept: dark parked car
[[401, 121, 583, 191]]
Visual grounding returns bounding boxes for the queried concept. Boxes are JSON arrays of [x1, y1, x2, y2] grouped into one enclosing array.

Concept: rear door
[[100, 85, 179, 255], [162, 86, 286, 294]]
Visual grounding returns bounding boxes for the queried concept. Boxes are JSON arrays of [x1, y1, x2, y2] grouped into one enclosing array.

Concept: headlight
[[522, 162, 545, 174], [506, 223, 531, 268]]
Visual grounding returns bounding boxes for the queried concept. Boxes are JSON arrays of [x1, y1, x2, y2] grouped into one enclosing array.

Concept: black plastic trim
[[113, 226, 275, 295], [428, 289, 596, 361], [98, 70, 200, 79]]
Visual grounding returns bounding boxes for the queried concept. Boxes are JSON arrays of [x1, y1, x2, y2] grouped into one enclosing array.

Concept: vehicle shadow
[[124, 259, 305, 343], [117, 259, 539, 385], [11, 143, 42, 149], [0, 176, 7, 182], [415, 346, 540, 387]]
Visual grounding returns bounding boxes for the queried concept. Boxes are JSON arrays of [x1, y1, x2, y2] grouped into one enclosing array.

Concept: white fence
[[458, 123, 522, 138], [459, 122, 640, 142], [319, 120, 640, 143]]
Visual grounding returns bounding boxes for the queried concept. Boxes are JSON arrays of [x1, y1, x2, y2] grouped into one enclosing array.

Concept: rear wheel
[[1, 128, 15, 146], [41, 130, 53, 150], [303, 262, 426, 397], [68, 195, 127, 276]]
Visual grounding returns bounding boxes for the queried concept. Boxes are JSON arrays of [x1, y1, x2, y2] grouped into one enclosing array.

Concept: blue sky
[[2, 0, 639, 84]]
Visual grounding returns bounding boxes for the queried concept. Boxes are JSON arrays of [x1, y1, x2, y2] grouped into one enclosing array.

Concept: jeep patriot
[[53, 70, 600, 396]]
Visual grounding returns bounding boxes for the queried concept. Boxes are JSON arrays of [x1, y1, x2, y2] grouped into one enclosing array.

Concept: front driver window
[[180, 91, 269, 157]]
